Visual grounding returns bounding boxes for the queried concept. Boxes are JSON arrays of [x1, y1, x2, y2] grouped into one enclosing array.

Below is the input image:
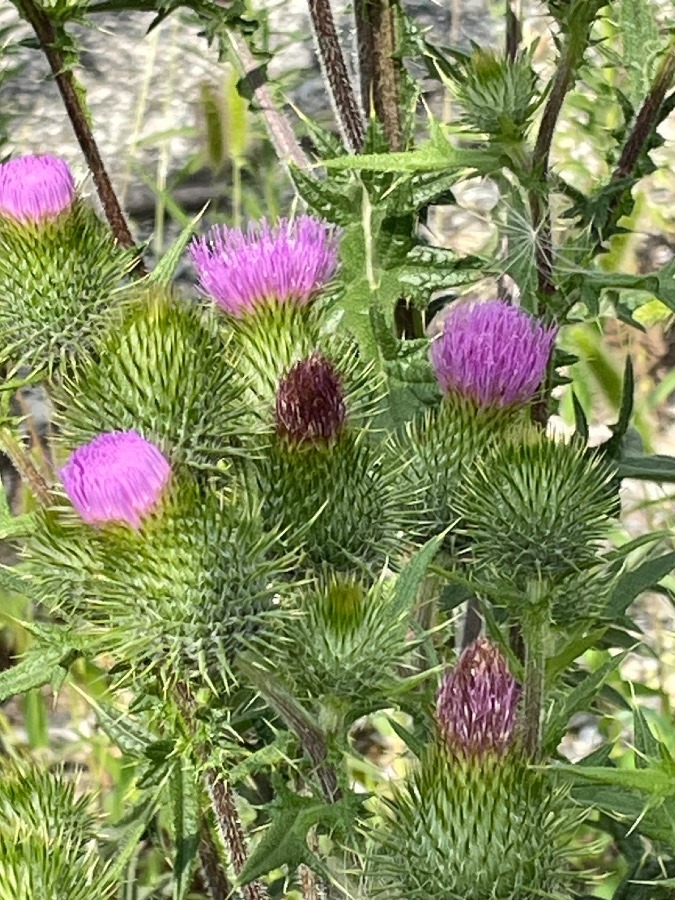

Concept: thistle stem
[[174, 681, 268, 900], [13, 0, 144, 269], [505, 0, 521, 63], [307, 0, 366, 152], [605, 36, 675, 223], [205, 772, 269, 900], [226, 28, 312, 172], [529, 9, 599, 301], [354, 0, 404, 149], [198, 820, 234, 899], [519, 581, 550, 759]]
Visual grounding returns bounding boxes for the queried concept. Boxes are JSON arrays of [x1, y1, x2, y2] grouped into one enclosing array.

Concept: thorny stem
[[0, 428, 52, 507], [606, 36, 675, 221], [307, 0, 366, 152], [14, 0, 144, 271], [205, 772, 269, 900], [174, 681, 268, 900], [529, 14, 597, 301], [505, 0, 521, 63], [198, 820, 234, 899], [354, 0, 404, 150], [226, 28, 312, 172]]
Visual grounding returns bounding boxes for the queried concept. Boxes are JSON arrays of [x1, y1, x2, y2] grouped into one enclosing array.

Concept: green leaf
[[170, 758, 200, 900], [633, 705, 660, 769], [93, 701, 157, 757], [606, 551, 675, 617], [545, 654, 626, 750], [398, 246, 482, 307], [0, 645, 75, 701], [619, 0, 662, 105], [235, 777, 362, 886], [554, 762, 672, 796], [617, 453, 675, 482], [322, 131, 501, 175], [291, 166, 355, 225], [148, 205, 207, 286], [391, 535, 444, 617]]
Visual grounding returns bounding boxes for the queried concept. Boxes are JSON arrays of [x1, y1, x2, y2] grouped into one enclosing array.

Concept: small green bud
[[277, 574, 415, 708], [451, 50, 541, 141]]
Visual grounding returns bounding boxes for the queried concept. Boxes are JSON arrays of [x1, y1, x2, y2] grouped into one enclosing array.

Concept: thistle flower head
[[430, 300, 557, 408], [0, 154, 75, 224], [190, 216, 340, 316], [436, 638, 520, 757], [275, 352, 346, 444], [60, 430, 171, 529]]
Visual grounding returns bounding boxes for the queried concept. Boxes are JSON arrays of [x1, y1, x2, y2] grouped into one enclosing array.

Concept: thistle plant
[[1, 0, 674, 896]]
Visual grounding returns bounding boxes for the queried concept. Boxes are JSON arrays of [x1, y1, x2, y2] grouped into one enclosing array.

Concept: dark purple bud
[[275, 353, 346, 445], [436, 638, 520, 757]]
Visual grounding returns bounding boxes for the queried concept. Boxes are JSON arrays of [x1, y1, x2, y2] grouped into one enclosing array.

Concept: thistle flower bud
[[59, 290, 247, 470], [0, 158, 134, 374], [0, 154, 75, 224], [436, 638, 520, 757], [189, 216, 340, 317], [456, 428, 617, 602], [430, 300, 557, 409], [275, 353, 346, 445], [60, 430, 171, 529], [278, 575, 415, 707]]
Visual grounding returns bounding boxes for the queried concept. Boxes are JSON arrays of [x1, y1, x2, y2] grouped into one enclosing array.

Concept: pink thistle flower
[[189, 216, 340, 316], [276, 353, 346, 445], [0, 154, 76, 224], [436, 638, 520, 757], [430, 300, 557, 408], [60, 431, 171, 529]]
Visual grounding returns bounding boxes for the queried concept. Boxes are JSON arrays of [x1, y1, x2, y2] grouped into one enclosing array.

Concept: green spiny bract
[[259, 430, 416, 574], [455, 429, 617, 607], [277, 574, 417, 710], [0, 764, 115, 900], [400, 394, 517, 540], [450, 50, 541, 142], [368, 743, 573, 900], [232, 303, 324, 412], [0, 202, 135, 375], [24, 476, 291, 692], [58, 289, 249, 470]]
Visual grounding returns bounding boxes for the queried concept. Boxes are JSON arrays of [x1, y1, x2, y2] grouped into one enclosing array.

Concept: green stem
[[519, 580, 551, 759]]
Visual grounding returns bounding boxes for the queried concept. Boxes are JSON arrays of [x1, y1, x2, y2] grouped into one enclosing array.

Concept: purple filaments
[[436, 638, 521, 757], [60, 431, 171, 529], [276, 353, 346, 445], [189, 216, 340, 317], [0, 154, 76, 224], [430, 300, 557, 409]]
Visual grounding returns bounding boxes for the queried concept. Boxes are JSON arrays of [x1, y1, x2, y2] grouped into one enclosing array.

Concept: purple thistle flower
[[275, 353, 346, 445], [60, 431, 171, 529], [436, 638, 520, 757], [189, 216, 340, 316], [0, 154, 76, 224], [429, 300, 557, 408]]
